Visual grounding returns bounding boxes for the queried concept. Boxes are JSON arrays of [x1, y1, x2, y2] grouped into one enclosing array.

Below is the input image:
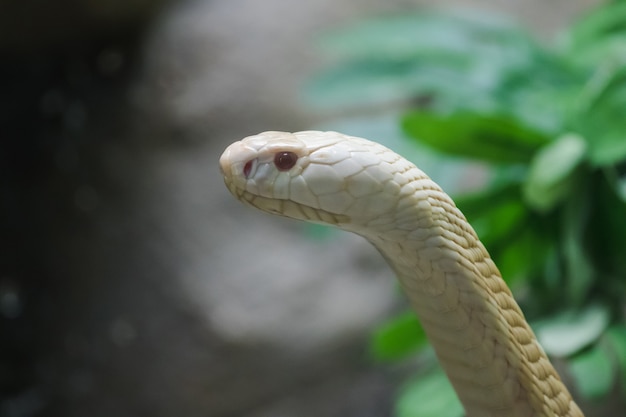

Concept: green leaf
[[455, 181, 521, 220], [560, 188, 595, 304], [496, 225, 553, 287], [618, 176, 626, 203], [305, 11, 553, 113], [588, 130, 626, 167], [455, 183, 526, 249], [606, 325, 626, 385], [574, 68, 626, 166], [496, 78, 578, 136], [565, 35, 626, 71], [453, 182, 552, 288], [523, 133, 587, 211], [564, 45, 626, 167], [608, 169, 626, 203], [402, 111, 550, 164], [564, 2, 626, 55], [396, 367, 463, 417], [305, 56, 504, 112], [569, 345, 615, 400], [317, 12, 530, 61], [370, 311, 427, 361], [535, 304, 610, 357], [305, 58, 444, 109], [583, 174, 626, 276]]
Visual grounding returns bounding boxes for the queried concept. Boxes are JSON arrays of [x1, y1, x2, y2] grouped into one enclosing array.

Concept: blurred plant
[[305, 2, 626, 416]]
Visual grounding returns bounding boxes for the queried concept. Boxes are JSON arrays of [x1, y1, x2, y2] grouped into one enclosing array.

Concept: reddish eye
[[274, 151, 298, 171], [243, 160, 253, 178]]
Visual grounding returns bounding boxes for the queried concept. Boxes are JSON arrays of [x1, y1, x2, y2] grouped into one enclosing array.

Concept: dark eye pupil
[[274, 151, 298, 171]]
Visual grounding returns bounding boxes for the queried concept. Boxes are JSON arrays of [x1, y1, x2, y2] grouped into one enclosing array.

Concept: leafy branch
[[306, 2, 626, 415]]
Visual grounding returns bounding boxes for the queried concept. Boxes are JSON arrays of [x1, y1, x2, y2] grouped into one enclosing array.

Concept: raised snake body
[[219, 131, 584, 417]]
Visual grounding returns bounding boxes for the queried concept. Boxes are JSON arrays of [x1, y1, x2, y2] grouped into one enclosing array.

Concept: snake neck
[[354, 187, 582, 417]]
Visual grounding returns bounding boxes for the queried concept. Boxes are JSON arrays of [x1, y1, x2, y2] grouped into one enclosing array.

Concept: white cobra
[[219, 130, 584, 417]]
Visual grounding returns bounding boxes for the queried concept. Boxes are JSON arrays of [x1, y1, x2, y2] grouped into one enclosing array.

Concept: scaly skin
[[219, 130, 584, 417]]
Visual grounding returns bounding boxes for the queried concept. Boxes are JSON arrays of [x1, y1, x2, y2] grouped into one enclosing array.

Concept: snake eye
[[274, 151, 298, 171]]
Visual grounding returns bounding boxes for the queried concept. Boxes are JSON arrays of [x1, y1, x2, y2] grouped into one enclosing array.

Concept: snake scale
[[219, 130, 584, 417]]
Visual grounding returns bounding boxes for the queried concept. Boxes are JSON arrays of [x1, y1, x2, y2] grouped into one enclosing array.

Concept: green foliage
[[535, 304, 611, 357], [569, 344, 615, 399], [523, 133, 587, 211], [607, 325, 626, 383], [369, 311, 427, 361], [306, 2, 626, 415], [396, 367, 463, 417], [402, 111, 550, 163]]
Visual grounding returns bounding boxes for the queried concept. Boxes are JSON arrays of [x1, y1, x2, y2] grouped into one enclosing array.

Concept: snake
[[219, 130, 584, 417]]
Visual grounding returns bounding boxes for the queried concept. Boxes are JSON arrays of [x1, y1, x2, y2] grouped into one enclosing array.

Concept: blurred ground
[[1, 1, 601, 416]]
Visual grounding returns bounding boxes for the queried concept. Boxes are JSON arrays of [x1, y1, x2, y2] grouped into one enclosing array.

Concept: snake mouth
[[234, 187, 350, 226]]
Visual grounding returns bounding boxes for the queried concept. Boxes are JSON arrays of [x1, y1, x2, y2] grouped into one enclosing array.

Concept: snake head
[[220, 131, 428, 233]]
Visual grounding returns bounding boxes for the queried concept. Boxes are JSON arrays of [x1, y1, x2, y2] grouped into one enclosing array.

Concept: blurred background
[[3, 0, 623, 417]]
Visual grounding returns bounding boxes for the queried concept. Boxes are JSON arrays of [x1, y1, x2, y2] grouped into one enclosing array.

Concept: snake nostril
[[274, 151, 298, 171], [243, 160, 253, 178]]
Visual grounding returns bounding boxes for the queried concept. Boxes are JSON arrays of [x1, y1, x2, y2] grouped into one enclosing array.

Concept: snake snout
[[219, 141, 259, 189]]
